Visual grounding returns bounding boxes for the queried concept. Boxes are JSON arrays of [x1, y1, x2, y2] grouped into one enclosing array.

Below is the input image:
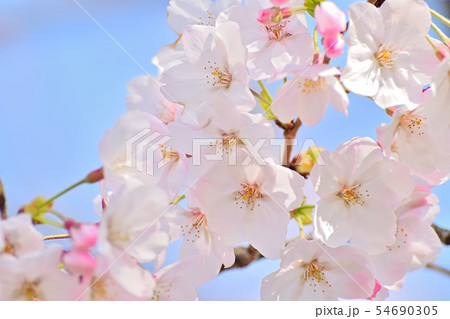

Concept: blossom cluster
[[1, 0, 449, 301]]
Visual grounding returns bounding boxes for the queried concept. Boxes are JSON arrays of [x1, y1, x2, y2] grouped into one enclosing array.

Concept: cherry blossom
[[82, 254, 155, 301], [126, 75, 182, 124], [311, 137, 415, 254], [369, 189, 441, 289], [192, 160, 305, 259], [97, 185, 170, 264], [152, 259, 199, 301], [167, 0, 242, 35], [99, 110, 188, 197], [341, 0, 435, 108], [377, 94, 450, 187], [0, 214, 44, 256], [167, 104, 277, 181], [0, 246, 81, 300], [271, 64, 349, 126], [261, 238, 375, 300], [160, 22, 255, 119], [162, 201, 235, 286], [220, 0, 314, 80]]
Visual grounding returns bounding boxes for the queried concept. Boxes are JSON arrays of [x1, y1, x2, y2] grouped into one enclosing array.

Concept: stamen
[[234, 183, 263, 211], [264, 21, 292, 41], [399, 113, 426, 136], [375, 42, 400, 68], [205, 61, 232, 88], [298, 78, 324, 93], [337, 184, 369, 206]]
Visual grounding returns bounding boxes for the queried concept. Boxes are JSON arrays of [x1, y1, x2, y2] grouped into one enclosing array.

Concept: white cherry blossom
[[162, 201, 235, 286], [377, 95, 450, 187], [126, 75, 182, 124], [261, 238, 375, 300], [0, 214, 44, 256], [99, 110, 188, 197], [192, 160, 304, 259], [219, 0, 314, 80], [97, 185, 170, 264], [160, 22, 255, 121], [369, 189, 441, 289], [311, 137, 415, 254], [341, 0, 435, 108], [167, 0, 242, 35], [271, 64, 349, 126], [0, 246, 81, 301]]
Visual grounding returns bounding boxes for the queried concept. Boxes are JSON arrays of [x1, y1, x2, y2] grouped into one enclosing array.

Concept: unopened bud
[[258, 8, 282, 26], [85, 167, 104, 184]]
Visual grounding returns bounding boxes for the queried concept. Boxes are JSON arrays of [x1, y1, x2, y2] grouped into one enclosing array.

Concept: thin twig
[[0, 179, 6, 220], [426, 263, 450, 276], [432, 224, 450, 245], [220, 237, 299, 273], [282, 118, 302, 167]]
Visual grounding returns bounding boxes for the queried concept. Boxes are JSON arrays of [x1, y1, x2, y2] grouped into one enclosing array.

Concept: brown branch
[[0, 179, 6, 220], [426, 263, 450, 276], [220, 237, 300, 273], [282, 118, 302, 167], [367, 0, 385, 8], [220, 245, 263, 273], [432, 224, 450, 245]]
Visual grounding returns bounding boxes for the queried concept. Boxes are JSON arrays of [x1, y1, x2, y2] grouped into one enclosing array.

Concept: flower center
[[298, 78, 324, 93], [181, 211, 207, 243], [211, 134, 239, 155], [152, 282, 173, 301], [375, 42, 400, 68], [399, 114, 426, 136], [3, 240, 15, 254], [337, 184, 369, 206], [91, 277, 111, 301], [19, 282, 39, 301], [205, 61, 232, 88], [159, 144, 180, 164], [303, 261, 325, 282], [265, 21, 292, 41], [234, 183, 263, 211]]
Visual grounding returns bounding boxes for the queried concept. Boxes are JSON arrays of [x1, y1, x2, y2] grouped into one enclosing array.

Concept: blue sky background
[[0, 0, 449, 300]]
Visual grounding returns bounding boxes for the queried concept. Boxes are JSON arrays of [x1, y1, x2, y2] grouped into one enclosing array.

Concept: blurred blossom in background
[[0, 0, 449, 300]]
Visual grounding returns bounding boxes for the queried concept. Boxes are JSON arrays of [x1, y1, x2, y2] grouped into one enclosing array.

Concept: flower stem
[[430, 8, 450, 27], [38, 178, 87, 209], [258, 80, 272, 102], [171, 194, 186, 205], [44, 234, 71, 241], [313, 28, 319, 52], [250, 89, 271, 106], [430, 22, 449, 46], [291, 7, 307, 14]]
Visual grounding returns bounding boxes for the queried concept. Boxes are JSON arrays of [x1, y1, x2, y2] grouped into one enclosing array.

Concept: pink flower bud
[[270, 0, 290, 6], [70, 223, 98, 251], [315, 1, 346, 38], [280, 7, 293, 19], [63, 250, 96, 277], [323, 36, 345, 58], [258, 8, 282, 26]]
